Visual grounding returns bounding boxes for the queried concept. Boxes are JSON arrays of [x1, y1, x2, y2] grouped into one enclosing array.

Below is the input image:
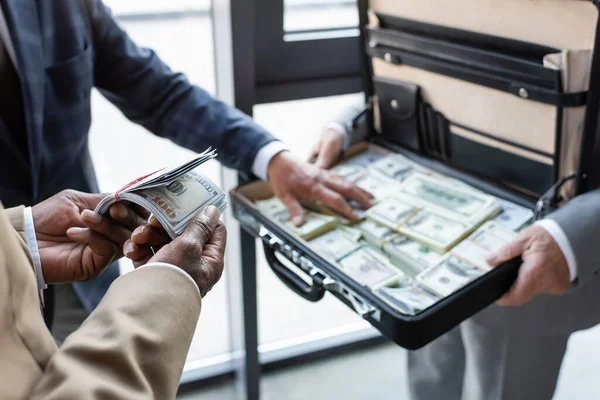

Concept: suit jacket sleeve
[[335, 102, 371, 150], [4, 205, 34, 268], [31, 265, 202, 400], [85, 0, 277, 175], [548, 188, 600, 286]]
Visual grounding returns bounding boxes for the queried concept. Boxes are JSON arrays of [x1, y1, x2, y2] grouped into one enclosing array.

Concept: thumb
[[181, 205, 221, 247], [485, 235, 529, 267]]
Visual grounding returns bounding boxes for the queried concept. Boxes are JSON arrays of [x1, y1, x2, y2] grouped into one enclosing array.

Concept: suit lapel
[[3, 0, 45, 199]]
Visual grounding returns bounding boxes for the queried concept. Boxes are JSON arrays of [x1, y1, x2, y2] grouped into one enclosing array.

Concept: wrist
[[266, 149, 292, 181]]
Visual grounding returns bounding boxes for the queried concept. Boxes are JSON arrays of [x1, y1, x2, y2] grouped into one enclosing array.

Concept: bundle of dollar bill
[[397, 173, 501, 227], [368, 154, 428, 183], [375, 278, 440, 315], [382, 237, 444, 277], [308, 229, 361, 262], [256, 197, 337, 241], [416, 221, 517, 296], [338, 247, 402, 288], [357, 219, 399, 248], [95, 148, 227, 239]]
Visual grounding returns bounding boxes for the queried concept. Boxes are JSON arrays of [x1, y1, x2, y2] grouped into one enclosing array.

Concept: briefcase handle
[[260, 227, 326, 303]]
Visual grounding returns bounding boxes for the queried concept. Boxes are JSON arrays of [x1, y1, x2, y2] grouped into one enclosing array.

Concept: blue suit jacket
[[1, 0, 275, 311]]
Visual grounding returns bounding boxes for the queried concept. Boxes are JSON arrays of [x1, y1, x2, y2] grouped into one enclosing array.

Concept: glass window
[[283, 0, 359, 33], [89, 7, 230, 363]]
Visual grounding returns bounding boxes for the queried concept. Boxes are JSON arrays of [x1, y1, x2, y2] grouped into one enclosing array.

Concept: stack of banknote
[[368, 154, 428, 183], [256, 197, 338, 241], [95, 148, 227, 239], [382, 237, 444, 277], [357, 219, 399, 248], [416, 221, 517, 296], [308, 229, 361, 262], [338, 247, 402, 288], [375, 277, 441, 315]]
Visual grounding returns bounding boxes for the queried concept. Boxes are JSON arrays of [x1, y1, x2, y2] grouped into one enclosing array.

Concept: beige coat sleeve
[[31, 265, 202, 400]]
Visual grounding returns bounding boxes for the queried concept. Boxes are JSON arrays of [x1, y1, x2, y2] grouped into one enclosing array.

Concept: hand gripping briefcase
[[230, 0, 600, 349]]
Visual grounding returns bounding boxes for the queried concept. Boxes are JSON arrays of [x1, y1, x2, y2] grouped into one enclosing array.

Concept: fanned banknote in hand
[[95, 148, 227, 239]]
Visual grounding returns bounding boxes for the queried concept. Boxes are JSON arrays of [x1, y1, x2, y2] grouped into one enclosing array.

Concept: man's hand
[[32, 190, 148, 284], [143, 206, 227, 297], [268, 150, 373, 226], [485, 225, 570, 306], [308, 127, 345, 169]]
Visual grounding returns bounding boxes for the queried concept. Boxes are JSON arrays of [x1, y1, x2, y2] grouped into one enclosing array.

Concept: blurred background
[[91, 1, 600, 399]]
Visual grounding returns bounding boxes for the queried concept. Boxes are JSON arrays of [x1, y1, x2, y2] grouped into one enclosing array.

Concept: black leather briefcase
[[230, 0, 600, 350]]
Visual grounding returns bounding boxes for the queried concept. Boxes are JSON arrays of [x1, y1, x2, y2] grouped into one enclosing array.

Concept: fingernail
[[292, 216, 303, 227], [81, 210, 102, 224], [204, 205, 220, 220], [67, 227, 87, 237], [124, 241, 136, 255]]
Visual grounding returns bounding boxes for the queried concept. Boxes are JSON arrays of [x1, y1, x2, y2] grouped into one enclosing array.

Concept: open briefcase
[[230, 0, 600, 350]]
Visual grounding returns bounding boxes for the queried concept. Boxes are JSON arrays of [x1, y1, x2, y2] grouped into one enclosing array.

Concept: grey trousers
[[408, 305, 570, 400], [50, 283, 89, 346]]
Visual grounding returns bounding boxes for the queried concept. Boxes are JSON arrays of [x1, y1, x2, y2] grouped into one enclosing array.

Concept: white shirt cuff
[[251, 141, 288, 181], [23, 207, 47, 290], [137, 262, 201, 297], [534, 219, 577, 282], [324, 122, 351, 151]]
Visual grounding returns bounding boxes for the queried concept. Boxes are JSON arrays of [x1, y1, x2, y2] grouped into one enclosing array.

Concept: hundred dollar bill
[[397, 174, 500, 225], [400, 210, 470, 253], [345, 147, 388, 168], [256, 197, 289, 222], [330, 163, 367, 182], [365, 197, 418, 231], [283, 212, 337, 241], [383, 236, 444, 276], [337, 224, 363, 242], [375, 278, 440, 315], [369, 154, 427, 182], [338, 247, 401, 287], [95, 149, 227, 239], [450, 221, 517, 271], [493, 199, 534, 231], [357, 219, 399, 248], [417, 255, 484, 296], [309, 230, 362, 262], [354, 173, 400, 204]]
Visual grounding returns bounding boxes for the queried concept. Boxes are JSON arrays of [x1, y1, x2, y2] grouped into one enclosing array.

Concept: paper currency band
[[114, 169, 161, 201]]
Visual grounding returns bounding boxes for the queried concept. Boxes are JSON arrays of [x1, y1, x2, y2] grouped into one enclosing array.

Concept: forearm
[[547, 188, 600, 285], [31, 264, 201, 399], [87, 0, 276, 174]]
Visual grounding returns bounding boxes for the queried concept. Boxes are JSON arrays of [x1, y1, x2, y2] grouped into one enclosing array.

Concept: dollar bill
[[417, 255, 484, 296], [493, 199, 534, 231], [357, 219, 399, 247], [397, 174, 500, 225], [330, 163, 367, 183], [400, 210, 470, 252], [256, 197, 289, 222], [383, 236, 444, 276], [309, 230, 362, 261], [283, 212, 338, 241], [376, 278, 440, 315], [365, 197, 418, 231], [337, 224, 363, 242], [95, 149, 227, 239], [450, 221, 517, 271], [346, 147, 388, 168], [354, 173, 399, 204], [338, 247, 401, 287], [369, 154, 427, 182]]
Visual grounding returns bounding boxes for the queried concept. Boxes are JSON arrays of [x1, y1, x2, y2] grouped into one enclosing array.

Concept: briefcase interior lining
[[365, 0, 598, 199]]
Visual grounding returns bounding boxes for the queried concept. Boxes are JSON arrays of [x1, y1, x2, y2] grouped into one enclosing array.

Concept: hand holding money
[[95, 149, 227, 239], [485, 225, 570, 306], [146, 206, 227, 297]]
